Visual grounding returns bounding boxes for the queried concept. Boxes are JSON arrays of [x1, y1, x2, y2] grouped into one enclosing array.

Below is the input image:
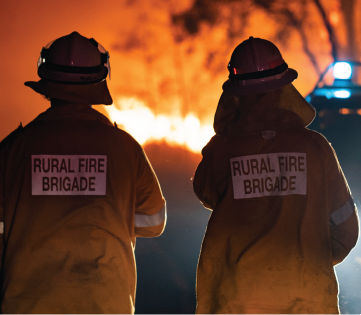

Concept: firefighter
[[193, 37, 359, 314], [0, 32, 166, 313]]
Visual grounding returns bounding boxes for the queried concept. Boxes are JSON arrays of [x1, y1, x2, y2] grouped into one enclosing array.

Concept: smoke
[[108, 0, 244, 123], [103, 0, 338, 153], [108, 0, 333, 122], [171, 0, 220, 37]]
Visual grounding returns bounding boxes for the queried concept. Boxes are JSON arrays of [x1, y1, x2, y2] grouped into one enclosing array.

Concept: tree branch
[[312, 0, 338, 61]]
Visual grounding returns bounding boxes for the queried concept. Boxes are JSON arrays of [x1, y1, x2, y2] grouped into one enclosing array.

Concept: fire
[[104, 97, 214, 153], [339, 108, 351, 115], [329, 11, 340, 26]]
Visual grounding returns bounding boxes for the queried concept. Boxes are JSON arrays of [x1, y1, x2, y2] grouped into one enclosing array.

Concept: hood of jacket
[[214, 83, 316, 136]]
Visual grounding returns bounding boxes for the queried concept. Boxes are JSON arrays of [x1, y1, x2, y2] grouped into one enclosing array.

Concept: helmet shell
[[223, 37, 298, 95], [38, 32, 109, 84]]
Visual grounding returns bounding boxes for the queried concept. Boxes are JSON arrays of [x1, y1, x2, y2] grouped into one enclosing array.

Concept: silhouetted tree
[[172, 0, 358, 76]]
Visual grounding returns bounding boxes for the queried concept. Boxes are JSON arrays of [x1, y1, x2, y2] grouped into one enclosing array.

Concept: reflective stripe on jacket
[[0, 104, 166, 313]]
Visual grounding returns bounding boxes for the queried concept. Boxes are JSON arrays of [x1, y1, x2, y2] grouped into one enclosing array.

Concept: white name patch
[[230, 152, 307, 199], [32, 155, 107, 195]]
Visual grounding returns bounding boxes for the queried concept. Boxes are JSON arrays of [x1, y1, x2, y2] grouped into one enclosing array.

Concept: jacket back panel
[[0, 108, 164, 313], [196, 128, 350, 314]]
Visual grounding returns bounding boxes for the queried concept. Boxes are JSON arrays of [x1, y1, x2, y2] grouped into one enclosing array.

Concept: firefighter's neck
[[50, 99, 93, 108]]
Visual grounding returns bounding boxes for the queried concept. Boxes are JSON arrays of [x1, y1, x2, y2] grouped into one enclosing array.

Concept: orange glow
[[0, 0, 346, 154], [357, 109, 361, 115], [339, 108, 351, 115], [329, 11, 340, 26], [104, 97, 214, 153], [319, 29, 328, 40]]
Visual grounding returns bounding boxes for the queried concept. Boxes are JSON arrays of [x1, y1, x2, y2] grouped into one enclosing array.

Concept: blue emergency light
[[333, 62, 352, 80], [312, 88, 351, 99], [333, 90, 351, 99], [307, 60, 361, 101]]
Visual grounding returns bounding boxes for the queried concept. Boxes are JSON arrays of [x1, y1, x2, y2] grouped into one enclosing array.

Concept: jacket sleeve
[[134, 149, 166, 238], [0, 124, 23, 269], [193, 135, 224, 210], [325, 143, 359, 265], [0, 154, 3, 270], [329, 200, 359, 265]]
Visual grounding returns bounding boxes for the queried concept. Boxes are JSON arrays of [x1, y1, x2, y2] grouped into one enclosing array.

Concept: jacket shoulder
[[303, 127, 328, 140], [113, 126, 144, 150], [301, 128, 334, 149], [0, 123, 24, 153]]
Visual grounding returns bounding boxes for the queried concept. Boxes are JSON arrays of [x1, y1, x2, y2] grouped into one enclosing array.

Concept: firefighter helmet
[[37, 31, 110, 84], [223, 36, 298, 96], [25, 32, 113, 105]]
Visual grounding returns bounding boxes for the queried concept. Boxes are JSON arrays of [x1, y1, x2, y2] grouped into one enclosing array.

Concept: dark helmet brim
[[24, 79, 113, 105]]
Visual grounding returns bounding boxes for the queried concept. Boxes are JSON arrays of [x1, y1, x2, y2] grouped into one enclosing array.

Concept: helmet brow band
[[44, 63, 104, 74], [229, 62, 288, 80], [101, 53, 108, 64]]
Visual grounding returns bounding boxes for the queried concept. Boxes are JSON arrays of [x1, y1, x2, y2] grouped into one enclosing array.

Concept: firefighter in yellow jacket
[[193, 37, 359, 314], [0, 32, 166, 313]]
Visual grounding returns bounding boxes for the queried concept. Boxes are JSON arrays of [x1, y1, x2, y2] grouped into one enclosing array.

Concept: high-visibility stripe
[[135, 204, 166, 228], [0, 222, 3, 234], [329, 197, 355, 225]]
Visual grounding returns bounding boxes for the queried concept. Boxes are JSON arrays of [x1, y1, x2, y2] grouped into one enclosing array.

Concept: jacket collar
[[214, 84, 316, 136], [31, 103, 114, 127]]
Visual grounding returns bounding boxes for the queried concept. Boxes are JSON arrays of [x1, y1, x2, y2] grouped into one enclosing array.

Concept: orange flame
[[339, 108, 351, 115], [104, 97, 214, 153], [329, 11, 340, 26]]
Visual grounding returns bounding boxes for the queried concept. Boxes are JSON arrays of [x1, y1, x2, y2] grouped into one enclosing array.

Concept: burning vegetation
[[101, 0, 355, 153]]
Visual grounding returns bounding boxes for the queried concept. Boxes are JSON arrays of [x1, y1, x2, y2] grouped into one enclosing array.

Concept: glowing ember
[[329, 11, 340, 26], [339, 108, 351, 115], [104, 97, 214, 153]]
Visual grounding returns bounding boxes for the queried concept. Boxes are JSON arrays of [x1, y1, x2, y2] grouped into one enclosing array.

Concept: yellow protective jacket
[[193, 86, 359, 314], [0, 104, 166, 314]]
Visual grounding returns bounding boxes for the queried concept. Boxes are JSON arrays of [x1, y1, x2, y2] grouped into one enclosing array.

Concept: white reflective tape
[[0, 222, 3, 234], [330, 198, 355, 225], [135, 204, 166, 228]]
